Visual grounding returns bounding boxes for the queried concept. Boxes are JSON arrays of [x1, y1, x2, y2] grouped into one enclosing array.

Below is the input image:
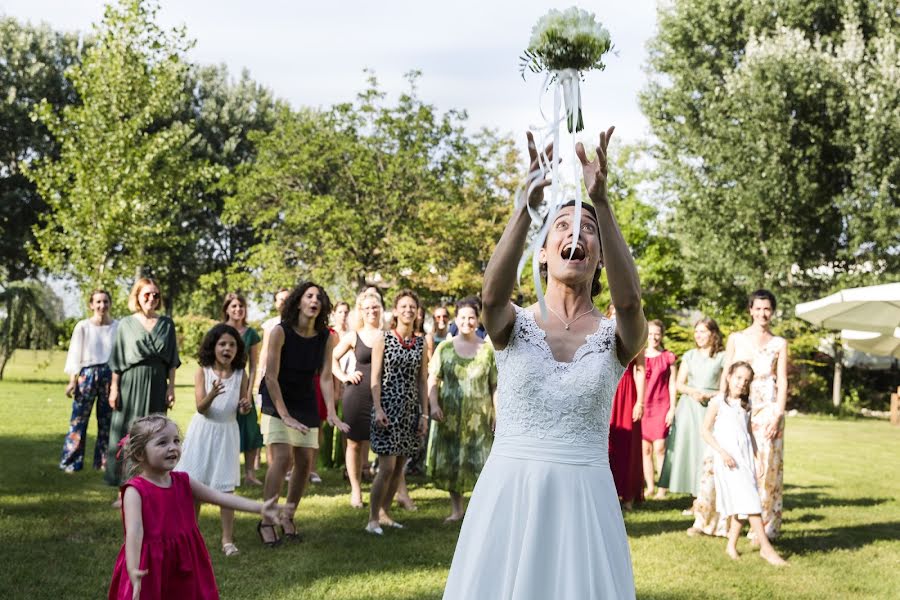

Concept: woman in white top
[[60, 289, 118, 472], [443, 128, 646, 599]]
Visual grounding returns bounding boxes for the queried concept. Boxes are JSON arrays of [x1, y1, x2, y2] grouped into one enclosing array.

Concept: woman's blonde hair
[[354, 290, 384, 331], [127, 277, 164, 314], [123, 414, 179, 479]]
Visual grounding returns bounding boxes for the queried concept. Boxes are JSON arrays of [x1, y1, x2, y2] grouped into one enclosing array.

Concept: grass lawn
[[1, 350, 898, 599]]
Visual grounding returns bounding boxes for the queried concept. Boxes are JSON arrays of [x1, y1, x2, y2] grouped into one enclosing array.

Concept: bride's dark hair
[[538, 200, 603, 297]]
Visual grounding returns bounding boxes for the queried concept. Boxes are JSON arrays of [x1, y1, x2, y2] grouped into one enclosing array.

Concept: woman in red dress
[[641, 319, 677, 499], [608, 346, 646, 510]]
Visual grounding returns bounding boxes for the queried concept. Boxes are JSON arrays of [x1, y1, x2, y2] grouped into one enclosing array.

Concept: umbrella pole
[[832, 342, 843, 408]]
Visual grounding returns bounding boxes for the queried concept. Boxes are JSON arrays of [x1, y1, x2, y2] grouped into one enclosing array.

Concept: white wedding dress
[[443, 305, 635, 599]]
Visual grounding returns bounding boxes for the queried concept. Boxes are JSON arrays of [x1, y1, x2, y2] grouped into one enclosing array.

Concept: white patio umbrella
[[795, 282, 900, 334], [841, 328, 900, 359], [795, 282, 900, 407]]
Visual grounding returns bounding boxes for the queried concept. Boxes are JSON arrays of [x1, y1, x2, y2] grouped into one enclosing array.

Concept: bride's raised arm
[[481, 132, 553, 349], [576, 127, 646, 364]]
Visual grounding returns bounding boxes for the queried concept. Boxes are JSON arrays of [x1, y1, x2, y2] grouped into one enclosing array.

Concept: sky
[[2, 0, 659, 142], [2, 0, 661, 315]]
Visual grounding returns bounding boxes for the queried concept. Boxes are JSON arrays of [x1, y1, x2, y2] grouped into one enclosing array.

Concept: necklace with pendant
[[546, 305, 596, 331]]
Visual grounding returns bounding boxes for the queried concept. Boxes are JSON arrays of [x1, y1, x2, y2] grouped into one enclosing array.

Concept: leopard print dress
[[370, 331, 424, 457]]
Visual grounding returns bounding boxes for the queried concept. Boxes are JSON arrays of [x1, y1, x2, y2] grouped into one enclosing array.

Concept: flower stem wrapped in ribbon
[[517, 7, 613, 318]]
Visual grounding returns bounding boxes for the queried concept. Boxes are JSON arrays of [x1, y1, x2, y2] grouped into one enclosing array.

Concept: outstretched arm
[[189, 477, 280, 521], [576, 127, 646, 365], [482, 132, 554, 349]]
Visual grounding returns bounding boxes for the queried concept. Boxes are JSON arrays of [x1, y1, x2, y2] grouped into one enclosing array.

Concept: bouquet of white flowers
[[516, 7, 613, 317], [520, 7, 612, 132]]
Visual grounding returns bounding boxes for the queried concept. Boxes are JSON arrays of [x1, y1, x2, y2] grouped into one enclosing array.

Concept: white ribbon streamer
[[515, 68, 585, 320]]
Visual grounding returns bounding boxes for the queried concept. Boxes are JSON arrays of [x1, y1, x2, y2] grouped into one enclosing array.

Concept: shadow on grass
[[779, 521, 900, 555]]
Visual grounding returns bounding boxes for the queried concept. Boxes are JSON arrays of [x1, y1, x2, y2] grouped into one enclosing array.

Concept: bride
[[442, 127, 646, 599]]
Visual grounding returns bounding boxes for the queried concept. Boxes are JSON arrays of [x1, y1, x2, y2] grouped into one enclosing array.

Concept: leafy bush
[[174, 315, 217, 361]]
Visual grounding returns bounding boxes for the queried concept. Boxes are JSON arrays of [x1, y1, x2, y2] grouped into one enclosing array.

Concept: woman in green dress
[[427, 298, 497, 521], [222, 292, 264, 485], [105, 278, 181, 489], [658, 318, 724, 504]]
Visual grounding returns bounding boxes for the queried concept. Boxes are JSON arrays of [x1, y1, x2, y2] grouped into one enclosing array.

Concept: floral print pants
[[59, 365, 112, 471]]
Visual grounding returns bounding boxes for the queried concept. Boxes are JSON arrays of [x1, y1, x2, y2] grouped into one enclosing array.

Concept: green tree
[[0, 18, 81, 280], [226, 72, 518, 306], [586, 144, 688, 320], [25, 0, 217, 310], [172, 64, 281, 315], [641, 0, 899, 310], [0, 281, 62, 379]]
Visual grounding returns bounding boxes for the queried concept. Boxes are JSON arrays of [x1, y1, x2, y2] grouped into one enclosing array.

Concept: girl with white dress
[[177, 324, 252, 556], [443, 127, 647, 599], [701, 361, 786, 565]]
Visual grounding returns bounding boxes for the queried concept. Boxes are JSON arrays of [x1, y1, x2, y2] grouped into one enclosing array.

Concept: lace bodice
[[494, 305, 626, 446]]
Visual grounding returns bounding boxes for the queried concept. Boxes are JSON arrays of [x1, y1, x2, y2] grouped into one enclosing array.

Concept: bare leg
[[653, 439, 667, 498], [446, 491, 464, 521], [381, 461, 406, 524], [642, 440, 656, 496], [245, 448, 262, 484], [395, 458, 417, 510], [221, 496, 235, 547], [283, 447, 314, 535], [748, 515, 786, 565], [346, 439, 364, 507], [260, 443, 291, 544], [309, 429, 322, 482], [368, 455, 398, 528], [726, 517, 742, 559]]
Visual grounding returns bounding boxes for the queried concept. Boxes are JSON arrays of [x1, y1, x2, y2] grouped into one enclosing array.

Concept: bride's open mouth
[[561, 243, 587, 262]]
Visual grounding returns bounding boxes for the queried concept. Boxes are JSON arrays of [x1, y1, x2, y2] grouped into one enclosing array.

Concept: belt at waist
[[490, 435, 608, 467]]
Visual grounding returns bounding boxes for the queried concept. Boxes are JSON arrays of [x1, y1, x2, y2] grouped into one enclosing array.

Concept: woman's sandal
[[256, 521, 282, 547], [222, 543, 240, 557], [281, 517, 303, 542]]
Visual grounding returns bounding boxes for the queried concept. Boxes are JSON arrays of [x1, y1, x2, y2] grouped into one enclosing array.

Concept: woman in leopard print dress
[[366, 290, 428, 534]]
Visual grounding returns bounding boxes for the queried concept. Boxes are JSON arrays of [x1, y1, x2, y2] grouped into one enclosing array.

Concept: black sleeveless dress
[[260, 324, 328, 429], [342, 333, 373, 442]]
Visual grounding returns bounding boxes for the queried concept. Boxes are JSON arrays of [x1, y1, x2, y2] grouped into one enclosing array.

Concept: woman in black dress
[[258, 282, 350, 545], [332, 289, 384, 508], [365, 290, 428, 534]]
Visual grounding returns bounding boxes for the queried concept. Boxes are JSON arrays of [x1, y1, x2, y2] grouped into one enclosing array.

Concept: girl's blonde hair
[[354, 290, 383, 331], [127, 277, 165, 314], [123, 414, 179, 479]]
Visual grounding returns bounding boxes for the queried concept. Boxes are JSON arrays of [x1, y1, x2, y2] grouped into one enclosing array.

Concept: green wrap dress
[[104, 314, 180, 486], [237, 327, 264, 452], [658, 349, 724, 494], [427, 340, 497, 494]]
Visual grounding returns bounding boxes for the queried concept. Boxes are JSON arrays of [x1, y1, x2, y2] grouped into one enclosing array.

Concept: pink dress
[[641, 351, 676, 441], [109, 471, 218, 599]]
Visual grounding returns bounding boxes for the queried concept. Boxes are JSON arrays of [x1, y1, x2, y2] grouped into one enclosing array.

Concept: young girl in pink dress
[[108, 415, 281, 600], [642, 319, 677, 499]]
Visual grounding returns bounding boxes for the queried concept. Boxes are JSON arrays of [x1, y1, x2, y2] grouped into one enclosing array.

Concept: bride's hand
[[575, 126, 615, 205], [525, 131, 554, 211]]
